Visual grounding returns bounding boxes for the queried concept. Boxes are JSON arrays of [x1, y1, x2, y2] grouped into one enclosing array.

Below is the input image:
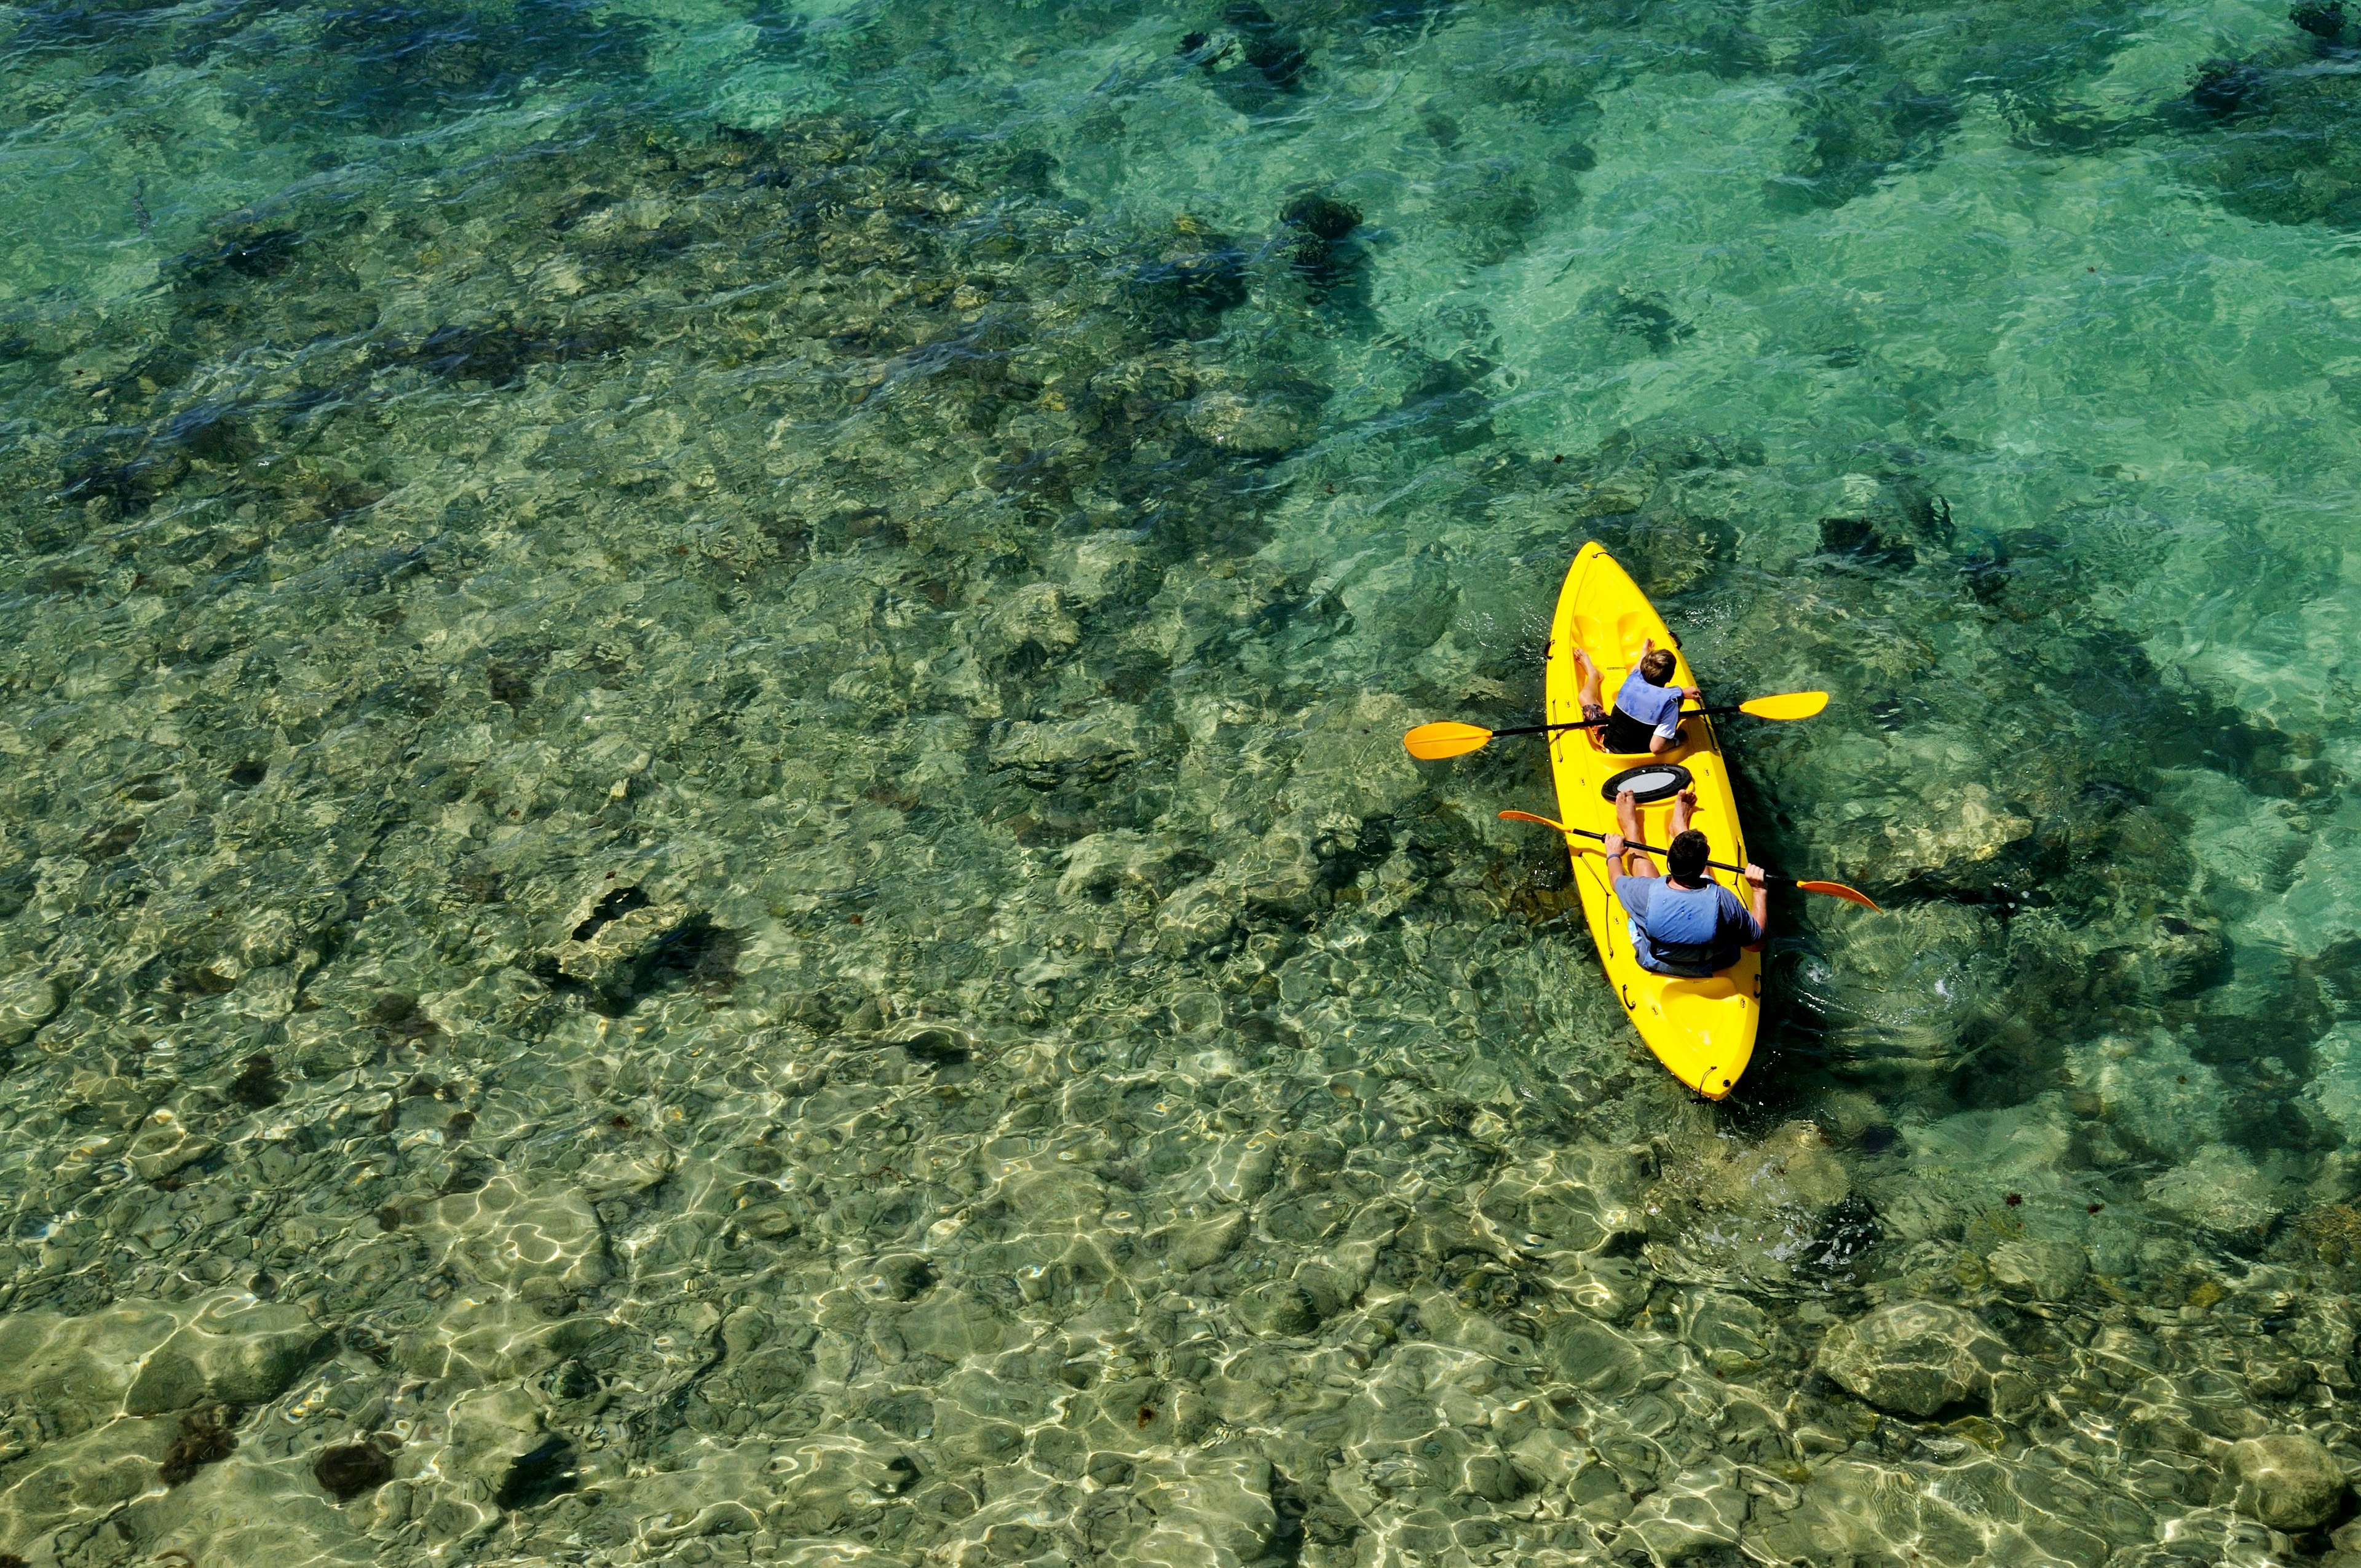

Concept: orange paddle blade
[[1497, 809, 1570, 831], [1796, 879, 1882, 912], [1404, 721, 1495, 760]]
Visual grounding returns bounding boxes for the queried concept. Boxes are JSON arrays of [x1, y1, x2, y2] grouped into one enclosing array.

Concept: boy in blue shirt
[[1602, 786, 1768, 978], [1572, 640, 1699, 755]]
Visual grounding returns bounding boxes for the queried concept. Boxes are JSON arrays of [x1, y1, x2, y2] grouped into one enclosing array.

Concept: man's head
[[1667, 829, 1710, 883], [1637, 648, 1677, 686]]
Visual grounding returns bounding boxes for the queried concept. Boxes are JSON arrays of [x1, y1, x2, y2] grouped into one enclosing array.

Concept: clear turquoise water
[[4, 0, 2361, 1559]]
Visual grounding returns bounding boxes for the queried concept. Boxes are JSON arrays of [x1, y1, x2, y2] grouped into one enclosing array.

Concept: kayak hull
[[1544, 542, 1760, 1099]]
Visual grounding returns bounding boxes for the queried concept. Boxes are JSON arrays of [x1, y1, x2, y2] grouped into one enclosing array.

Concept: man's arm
[[1741, 865, 1768, 949]]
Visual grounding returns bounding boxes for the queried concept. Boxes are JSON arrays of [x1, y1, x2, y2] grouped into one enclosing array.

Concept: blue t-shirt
[[1613, 875, 1762, 977], [1613, 671, 1685, 740]]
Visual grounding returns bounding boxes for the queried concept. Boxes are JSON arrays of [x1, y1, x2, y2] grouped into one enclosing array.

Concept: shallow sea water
[[5, 0, 2361, 1562]]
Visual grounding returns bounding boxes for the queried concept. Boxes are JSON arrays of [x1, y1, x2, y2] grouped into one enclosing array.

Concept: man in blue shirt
[[1602, 786, 1768, 978], [1572, 641, 1700, 755]]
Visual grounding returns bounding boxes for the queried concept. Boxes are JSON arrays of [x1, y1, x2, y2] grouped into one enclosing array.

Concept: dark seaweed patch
[[633, 914, 740, 1000], [488, 657, 540, 710], [1224, 2, 1308, 90], [2293, 0, 2349, 41], [402, 319, 634, 386], [155, 404, 256, 463], [159, 1403, 239, 1486], [2189, 58, 2265, 118], [370, 993, 441, 1045], [493, 1434, 577, 1510], [237, 0, 649, 137], [571, 885, 651, 941], [1127, 239, 1251, 339], [1775, 75, 1958, 209], [172, 228, 304, 287], [314, 1441, 395, 1500], [1279, 194, 1367, 306], [228, 1053, 283, 1109], [55, 443, 189, 517], [80, 820, 143, 860]]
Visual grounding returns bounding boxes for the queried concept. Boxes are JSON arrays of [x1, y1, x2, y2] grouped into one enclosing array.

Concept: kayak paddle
[[1404, 691, 1827, 761], [1497, 809, 1883, 911]]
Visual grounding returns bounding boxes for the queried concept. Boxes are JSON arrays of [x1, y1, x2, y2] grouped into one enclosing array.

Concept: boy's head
[[1638, 648, 1677, 686], [1667, 829, 1710, 882]]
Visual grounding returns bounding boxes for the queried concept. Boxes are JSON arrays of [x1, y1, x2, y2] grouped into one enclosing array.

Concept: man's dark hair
[[1667, 829, 1710, 882], [1638, 648, 1677, 685]]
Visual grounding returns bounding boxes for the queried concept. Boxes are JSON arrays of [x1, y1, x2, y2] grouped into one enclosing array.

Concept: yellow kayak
[[1544, 542, 1760, 1099]]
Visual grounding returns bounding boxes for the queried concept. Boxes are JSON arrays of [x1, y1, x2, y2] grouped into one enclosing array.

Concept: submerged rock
[[1683, 1291, 1776, 1375], [0, 1418, 184, 1553], [1697, 1120, 1851, 1211], [1814, 1301, 2007, 1417], [2225, 1433, 2346, 1529], [1623, 1462, 1747, 1562], [0, 1294, 324, 1427], [1130, 1452, 1277, 1566], [2143, 1144, 2286, 1234], [1986, 1238, 2087, 1301], [0, 969, 61, 1045], [0, 1302, 181, 1435], [1758, 1452, 2126, 1565], [425, 1173, 611, 1291], [1549, 1315, 1651, 1396], [124, 1297, 328, 1416]]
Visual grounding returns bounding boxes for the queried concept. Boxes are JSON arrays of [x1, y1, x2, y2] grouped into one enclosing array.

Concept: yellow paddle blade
[[1736, 690, 1829, 721], [1404, 721, 1495, 760], [1796, 879, 1881, 912]]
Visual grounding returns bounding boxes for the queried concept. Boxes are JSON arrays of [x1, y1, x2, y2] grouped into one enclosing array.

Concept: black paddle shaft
[[1489, 702, 1739, 740]]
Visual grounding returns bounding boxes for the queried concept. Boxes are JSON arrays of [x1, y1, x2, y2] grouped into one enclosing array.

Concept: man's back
[[1615, 875, 1760, 977]]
